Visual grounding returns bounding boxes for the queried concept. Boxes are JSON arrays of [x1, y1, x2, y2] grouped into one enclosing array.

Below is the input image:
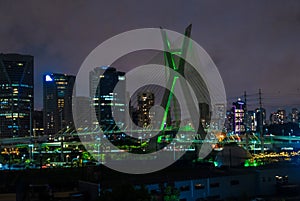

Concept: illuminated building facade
[[277, 109, 286, 124], [0, 53, 34, 138], [225, 110, 233, 133], [33, 110, 44, 136], [232, 98, 246, 135], [245, 111, 257, 132], [211, 104, 225, 131], [90, 67, 126, 131], [32, 110, 44, 136], [290, 108, 299, 123], [255, 107, 266, 132], [198, 103, 210, 129], [43, 73, 75, 135], [270, 109, 286, 125], [72, 96, 91, 130], [137, 91, 154, 128]]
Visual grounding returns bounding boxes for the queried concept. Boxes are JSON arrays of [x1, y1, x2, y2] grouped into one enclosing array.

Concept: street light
[[173, 142, 176, 161], [66, 155, 70, 163]]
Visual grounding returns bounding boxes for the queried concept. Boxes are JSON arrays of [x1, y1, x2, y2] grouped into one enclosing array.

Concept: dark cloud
[[0, 0, 299, 113]]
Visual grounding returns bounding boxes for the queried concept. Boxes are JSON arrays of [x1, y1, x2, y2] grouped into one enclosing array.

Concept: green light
[[163, 52, 177, 71], [167, 39, 171, 49], [170, 54, 177, 71], [180, 125, 195, 132], [160, 76, 179, 131], [171, 51, 182, 55], [157, 136, 163, 143], [244, 159, 263, 167]]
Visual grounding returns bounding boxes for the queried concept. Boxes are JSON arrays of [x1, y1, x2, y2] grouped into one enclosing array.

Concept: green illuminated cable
[[160, 76, 178, 131]]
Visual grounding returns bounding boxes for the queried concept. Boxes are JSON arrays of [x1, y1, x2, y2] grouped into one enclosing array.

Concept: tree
[[163, 185, 180, 201]]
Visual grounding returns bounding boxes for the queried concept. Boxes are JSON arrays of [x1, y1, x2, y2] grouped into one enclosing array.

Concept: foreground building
[[0, 53, 34, 138], [79, 164, 300, 201]]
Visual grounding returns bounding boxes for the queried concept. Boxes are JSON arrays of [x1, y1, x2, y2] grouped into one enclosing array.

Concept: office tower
[[255, 107, 266, 132], [137, 91, 155, 128], [245, 111, 257, 132], [72, 96, 91, 130], [277, 109, 286, 124], [215, 104, 225, 124], [0, 53, 34, 138], [290, 108, 299, 123], [232, 98, 246, 135], [33, 110, 44, 136], [270, 109, 286, 125], [199, 103, 210, 129], [224, 110, 234, 133], [270, 112, 278, 125], [90, 67, 126, 131], [210, 104, 225, 131], [43, 73, 75, 135]]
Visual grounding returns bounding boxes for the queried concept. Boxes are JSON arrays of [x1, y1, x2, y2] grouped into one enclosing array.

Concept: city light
[[45, 74, 53, 82]]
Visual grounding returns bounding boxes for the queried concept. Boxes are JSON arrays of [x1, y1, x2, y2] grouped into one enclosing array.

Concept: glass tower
[[89, 67, 126, 132], [43, 73, 75, 135], [0, 53, 34, 138]]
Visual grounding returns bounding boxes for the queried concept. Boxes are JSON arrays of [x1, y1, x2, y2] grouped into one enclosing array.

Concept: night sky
[[1, 0, 300, 114]]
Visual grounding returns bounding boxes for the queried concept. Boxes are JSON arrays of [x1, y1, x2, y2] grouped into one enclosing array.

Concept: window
[[194, 184, 205, 190]]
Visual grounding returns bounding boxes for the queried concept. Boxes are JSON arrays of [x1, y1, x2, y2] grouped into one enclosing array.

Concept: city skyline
[[0, 0, 300, 112], [2, 56, 299, 119], [1, 2, 300, 200]]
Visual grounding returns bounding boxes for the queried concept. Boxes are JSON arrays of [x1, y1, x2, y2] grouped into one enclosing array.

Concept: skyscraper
[[270, 109, 286, 124], [255, 107, 266, 132], [245, 111, 257, 132], [232, 98, 246, 135], [72, 96, 91, 130], [43, 73, 75, 135], [33, 110, 44, 136], [0, 53, 34, 138], [137, 91, 154, 128], [199, 103, 210, 129], [211, 104, 225, 131], [90, 67, 126, 131], [290, 108, 299, 123]]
